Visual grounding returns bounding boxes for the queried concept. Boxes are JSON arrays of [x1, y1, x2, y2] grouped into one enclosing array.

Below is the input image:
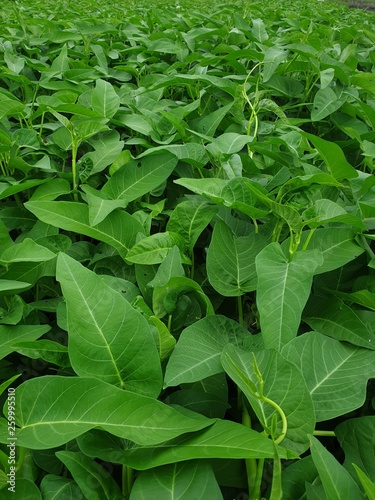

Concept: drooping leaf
[[77, 419, 296, 470], [25, 202, 143, 258], [0, 376, 212, 449]]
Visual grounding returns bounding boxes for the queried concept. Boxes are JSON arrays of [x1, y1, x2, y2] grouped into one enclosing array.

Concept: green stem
[[262, 395, 287, 445], [242, 405, 257, 495], [71, 133, 79, 201], [167, 314, 172, 332], [302, 228, 316, 251], [249, 458, 264, 500], [122, 465, 134, 499], [16, 446, 25, 471], [313, 430, 336, 437], [238, 295, 244, 327]]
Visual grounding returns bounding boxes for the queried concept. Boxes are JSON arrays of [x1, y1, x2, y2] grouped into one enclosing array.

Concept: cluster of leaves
[[0, 0, 374, 497]]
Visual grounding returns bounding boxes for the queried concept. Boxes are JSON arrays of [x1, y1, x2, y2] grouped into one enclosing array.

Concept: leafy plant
[[0, 0, 374, 497]]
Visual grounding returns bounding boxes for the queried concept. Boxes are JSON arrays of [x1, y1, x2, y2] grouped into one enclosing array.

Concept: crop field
[[0, 0, 374, 498]]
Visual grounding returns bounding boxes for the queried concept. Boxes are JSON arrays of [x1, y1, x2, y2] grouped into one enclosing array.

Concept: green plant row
[[0, 0, 374, 498]]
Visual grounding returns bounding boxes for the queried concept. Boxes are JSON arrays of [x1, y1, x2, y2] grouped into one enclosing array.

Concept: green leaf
[[262, 47, 288, 82], [167, 199, 217, 253], [40, 474, 84, 500], [207, 220, 267, 296], [0, 238, 56, 265], [164, 315, 251, 387], [77, 420, 296, 470], [206, 133, 254, 155], [301, 132, 357, 180], [311, 88, 344, 121], [102, 152, 177, 203], [353, 465, 375, 500], [130, 461, 223, 500], [57, 253, 162, 395], [1, 376, 212, 449], [286, 228, 364, 275], [281, 456, 318, 500], [221, 345, 315, 454], [56, 451, 124, 500], [25, 202, 143, 258], [336, 417, 375, 482], [256, 244, 323, 350], [12, 340, 70, 367], [303, 296, 375, 350], [91, 79, 120, 119], [153, 276, 214, 319], [282, 332, 375, 421], [309, 435, 363, 500], [126, 232, 186, 265], [0, 477, 41, 499], [80, 185, 127, 226], [0, 325, 50, 359]]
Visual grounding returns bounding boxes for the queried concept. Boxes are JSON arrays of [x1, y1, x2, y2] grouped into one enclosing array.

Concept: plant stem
[[313, 430, 336, 437], [122, 465, 134, 499], [262, 395, 287, 445], [249, 458, 265, 500], [242, 403, 257, 494], [238, 295, 244, 326]]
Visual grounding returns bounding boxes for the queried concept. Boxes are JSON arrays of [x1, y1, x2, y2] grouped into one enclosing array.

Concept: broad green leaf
[[262, 47, 288, 82], [56, 451, 123, 500], [148, 246, 185, 288], [77, 420, 296, 470], [0, 376, 212, 449], [29, 178, 71, 201], [0, 238, 56, 264], [130, 461, 223, 500], [164, 315, 251, 387], [0, 325, 50, 359], [167, 199, 218, 253], [0, 179, 50, 201], [221, 345, 315, 454], [282, 332, 375, 421], [25, 202, 143, 258], [126, 232, 186, 265], [256, 244, 323, 350], [303, 199, 366, 230], [207, 220, 267, 296], [206, 133, 254, 155], [303, 296, 375, 350], [251, 18, 269, 42], [0, 295, 23, 325], [336, 417, 375, 482], [281, 456, 318, 500], [309, 435, 363, 500], [301, 132, 357, 180], [12, 340, 70, 367], [0, 477, 41, 499], [0, 280, 31, 296], [102, 152, 177, 203], [334, 290, 375, 312], [153, 276, 214, 319], [57, 253, 162, 395], [311, 88, 344, 121], [189, 103, 233, 137], [91, 79, 120, 119], [79, 130, 124, 175], [40, 475, 84, 500], [139, 143, 209, 168], [80, 185, 127, 226], [285, 227, 364, 274]]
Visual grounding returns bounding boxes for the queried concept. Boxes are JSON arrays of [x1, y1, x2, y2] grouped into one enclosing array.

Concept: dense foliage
[[0, 0, 374, 498]]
